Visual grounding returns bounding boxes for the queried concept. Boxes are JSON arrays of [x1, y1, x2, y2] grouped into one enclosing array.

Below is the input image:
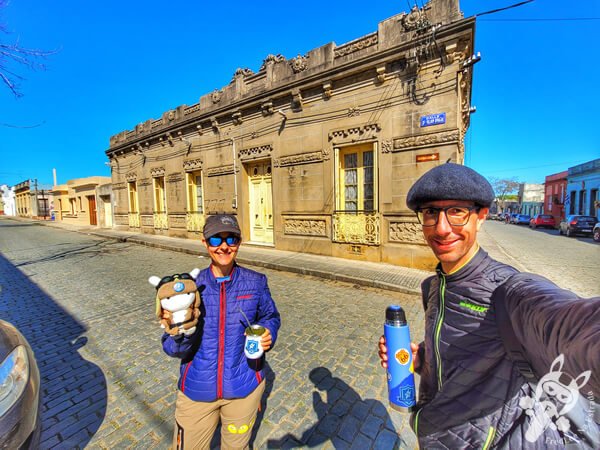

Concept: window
[[153, 176, 167, 213], [128, 181, 138, 213], [70, 198, 76, 214], [186, 171, 203, 213], [337, 145, 375, 211]]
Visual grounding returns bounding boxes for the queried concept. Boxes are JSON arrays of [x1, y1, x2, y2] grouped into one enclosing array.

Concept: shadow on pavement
[[266, 367, 402, 449], [0, 253, 107, 449]]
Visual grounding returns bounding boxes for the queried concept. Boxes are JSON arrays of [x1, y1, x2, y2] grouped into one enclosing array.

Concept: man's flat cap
[[406, 163, 495, 211], [202, 214, 241, 238]]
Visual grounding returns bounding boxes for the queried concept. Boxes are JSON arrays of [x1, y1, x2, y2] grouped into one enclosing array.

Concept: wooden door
[[248, 162, 273, 244], [88, 196, 97, 226]]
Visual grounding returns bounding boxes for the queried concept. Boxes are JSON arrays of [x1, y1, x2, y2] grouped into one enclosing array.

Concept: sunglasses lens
[[225, 236, 240, 246], [208, 236, 223, 246]]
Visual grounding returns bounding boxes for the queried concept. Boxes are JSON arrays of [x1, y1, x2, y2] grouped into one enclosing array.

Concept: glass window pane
[[345, 186, 357, 201], [344, 153, 357, 168], [345, 169, 357, 184]]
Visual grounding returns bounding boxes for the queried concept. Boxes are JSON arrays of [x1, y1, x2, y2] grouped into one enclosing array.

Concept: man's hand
[[260, 328, 272, 352], [378, 336, 420, 371]]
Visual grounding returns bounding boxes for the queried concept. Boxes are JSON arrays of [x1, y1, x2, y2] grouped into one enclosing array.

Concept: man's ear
[[476, 207, 489, 231]]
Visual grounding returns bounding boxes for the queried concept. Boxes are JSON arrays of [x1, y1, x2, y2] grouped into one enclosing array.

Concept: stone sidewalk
[[27, 218, 433, 296]]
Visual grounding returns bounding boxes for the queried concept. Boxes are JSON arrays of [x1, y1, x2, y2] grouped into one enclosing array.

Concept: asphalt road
[[478, 220, 599, 298], [0, 220, 420, 449]]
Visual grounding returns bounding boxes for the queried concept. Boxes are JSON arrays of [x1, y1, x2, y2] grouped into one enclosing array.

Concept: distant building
[[52, 177, 112, 227], [544, 171, 567, 224], [1, 184, 16, 216], [518, 183, 544, 217], [565, 158, 600, 220], [104, 0, 476, 269]]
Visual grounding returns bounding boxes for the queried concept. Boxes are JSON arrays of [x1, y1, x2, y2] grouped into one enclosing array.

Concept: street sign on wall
[[420, 113, 446, 127]]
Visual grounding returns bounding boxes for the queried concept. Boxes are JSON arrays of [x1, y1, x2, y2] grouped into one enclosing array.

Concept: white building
[[1, 184, 16, 216]]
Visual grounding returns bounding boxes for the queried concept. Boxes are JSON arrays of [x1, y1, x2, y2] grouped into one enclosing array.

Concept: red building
[[545, 171, 568, 224]]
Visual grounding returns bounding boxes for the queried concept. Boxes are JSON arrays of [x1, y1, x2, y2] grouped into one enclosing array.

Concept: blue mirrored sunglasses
[[207, 234, 240, 247]]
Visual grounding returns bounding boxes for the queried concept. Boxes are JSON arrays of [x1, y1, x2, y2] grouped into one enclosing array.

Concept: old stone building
[[105, 0, 476, 269]]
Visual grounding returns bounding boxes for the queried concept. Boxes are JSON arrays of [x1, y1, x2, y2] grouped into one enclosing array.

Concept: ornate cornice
[[238, 144, 273, 162], [259, 54, 286, 71], [183, 159, 203, 171], [334, 32, 378, 58], [328, 123, 381, 145], [290, 54, 309, 73], [125, 172, 137, 182], [274, 149, 329, 168], [112, 182, 127, 190], [206, 165, 235, 177], [211, 89, 223, 104], [392, 129, 459, 152], [150, 167, 165, 177]]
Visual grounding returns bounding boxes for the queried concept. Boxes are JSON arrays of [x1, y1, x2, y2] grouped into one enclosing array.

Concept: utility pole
[[33, 178, 39, 218]]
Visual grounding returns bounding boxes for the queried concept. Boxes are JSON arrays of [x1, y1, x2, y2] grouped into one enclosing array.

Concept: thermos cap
[[386, 305, 407, 324]]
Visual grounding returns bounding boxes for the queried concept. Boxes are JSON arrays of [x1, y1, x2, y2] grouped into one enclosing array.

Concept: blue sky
[[0, 0, 597, 188]]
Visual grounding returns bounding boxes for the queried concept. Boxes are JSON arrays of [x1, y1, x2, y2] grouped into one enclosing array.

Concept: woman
[[161, 214, 281, 449]]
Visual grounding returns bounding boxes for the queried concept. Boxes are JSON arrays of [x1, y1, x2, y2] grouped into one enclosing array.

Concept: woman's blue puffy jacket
[[162, 264, 281, 401]]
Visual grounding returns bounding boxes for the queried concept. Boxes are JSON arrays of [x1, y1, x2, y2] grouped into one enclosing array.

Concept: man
[[378, 163, 599, 449], [161, 214, 281, 449]]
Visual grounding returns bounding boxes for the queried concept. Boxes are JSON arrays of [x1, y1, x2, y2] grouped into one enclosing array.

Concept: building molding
[[390, 129, 460, 152], [206, 165, 235, 177], [274, 149, 329, 168], [239, 144, 273, 162], [283, 216, 329, 237], [328, 123, 381, 145]]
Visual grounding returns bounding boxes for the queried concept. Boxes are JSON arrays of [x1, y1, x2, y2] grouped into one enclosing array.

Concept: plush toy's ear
[[155, 293, 162, 318], [189, 268, 201, 280], [149, 275, 161, 287]]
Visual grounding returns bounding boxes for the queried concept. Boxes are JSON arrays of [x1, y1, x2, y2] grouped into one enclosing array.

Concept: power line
[[474, 0, 534, 18]]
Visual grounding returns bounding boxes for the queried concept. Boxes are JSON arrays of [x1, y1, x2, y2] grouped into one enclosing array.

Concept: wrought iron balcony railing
[[332, 210, 380, 245], [128, 212, 140, 228], [186, 212, 205, 232], [153, 211, 168, 230]]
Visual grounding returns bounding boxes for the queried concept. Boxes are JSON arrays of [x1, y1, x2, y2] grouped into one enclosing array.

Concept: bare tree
[[488, 177, 520, 212], [1, 0, 56, 97]]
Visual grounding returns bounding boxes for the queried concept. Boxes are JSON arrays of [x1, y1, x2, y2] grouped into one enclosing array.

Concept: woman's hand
[[260, 328, 272, 352]]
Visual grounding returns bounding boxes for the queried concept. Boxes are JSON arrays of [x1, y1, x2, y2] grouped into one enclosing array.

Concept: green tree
[[488, 177, 520, 212]]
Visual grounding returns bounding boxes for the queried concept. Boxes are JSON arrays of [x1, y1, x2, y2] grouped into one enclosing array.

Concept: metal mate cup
[[244, 324, 265, 359]]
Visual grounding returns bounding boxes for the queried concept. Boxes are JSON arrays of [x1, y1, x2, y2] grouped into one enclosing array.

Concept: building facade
[[565, 158, 600, 221], [0, 184, 16, 216], [105, 0, 475, 269], [544, 171, 567, 225], [52, 177, 112, 227], [518, 183, 544, 217]]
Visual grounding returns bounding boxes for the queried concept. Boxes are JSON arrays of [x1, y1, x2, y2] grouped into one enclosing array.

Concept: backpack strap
[[492, 276, 537, 382]]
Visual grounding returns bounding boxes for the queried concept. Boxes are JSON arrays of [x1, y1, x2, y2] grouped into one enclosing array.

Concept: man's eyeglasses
[[415, 206, 480, 227], [207, 234, 241, 247]]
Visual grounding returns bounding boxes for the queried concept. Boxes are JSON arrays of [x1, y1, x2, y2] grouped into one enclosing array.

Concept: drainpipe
[[231, 138, 238, 210]]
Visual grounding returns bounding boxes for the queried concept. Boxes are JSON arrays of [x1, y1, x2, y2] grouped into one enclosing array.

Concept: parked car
[[529, 214, 556, 229], [513, 214, 531, 225], [0, 320, 41, 449], [594, 222, 600, 242], [559, 215, 597, 237], [509, 213, 520, 224]]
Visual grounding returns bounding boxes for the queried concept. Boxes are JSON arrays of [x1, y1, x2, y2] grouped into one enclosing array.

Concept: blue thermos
[[384, 305, 416, 412]]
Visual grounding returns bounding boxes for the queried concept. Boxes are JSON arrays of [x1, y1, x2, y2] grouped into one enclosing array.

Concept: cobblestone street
[[0, 220, 421, 449]]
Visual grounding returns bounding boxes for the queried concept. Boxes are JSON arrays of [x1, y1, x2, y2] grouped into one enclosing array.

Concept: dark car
[[559, 215, 597, 237], [514, 214, 531, 225], [529, 214, 556, 229], [594, 222, 600, 242], [0, 320, 41, 449]]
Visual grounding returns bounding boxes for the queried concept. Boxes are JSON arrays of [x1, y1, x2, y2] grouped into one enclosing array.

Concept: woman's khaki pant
[[173, 380, 265, 450]]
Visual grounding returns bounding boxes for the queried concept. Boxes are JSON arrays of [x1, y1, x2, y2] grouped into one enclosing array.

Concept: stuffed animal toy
[[149, 268, 201, 336]]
